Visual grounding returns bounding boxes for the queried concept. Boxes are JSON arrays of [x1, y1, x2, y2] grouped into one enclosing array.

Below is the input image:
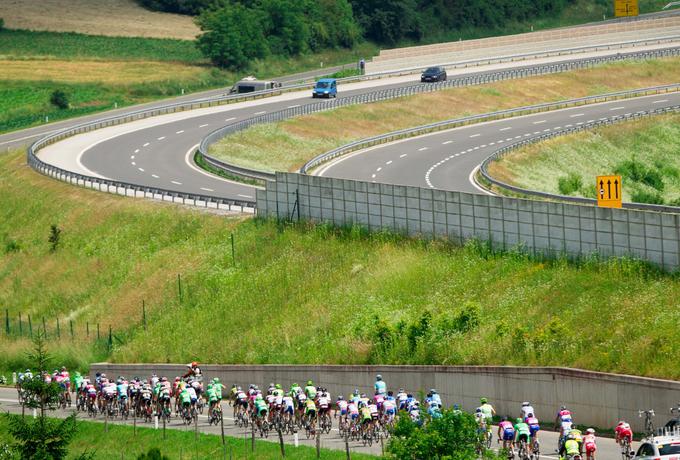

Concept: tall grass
[[1, 149, 679, 379], [490, 114, 680, 203]]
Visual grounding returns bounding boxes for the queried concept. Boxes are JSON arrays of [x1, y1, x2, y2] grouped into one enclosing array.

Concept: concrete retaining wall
[[256, 173, 680, 271], [90, 363, 680, 431]]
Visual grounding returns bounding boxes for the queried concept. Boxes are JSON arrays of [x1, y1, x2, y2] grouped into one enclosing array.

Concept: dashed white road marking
[[254, 111, 267, 115], [134, 149, 139, 153], [418, 147, 428, 151], [143, 142, 150, 147], [176, 130, 184, 134], [371, 174, 376, 178], [533, 120, 546, 124], [199, 124, 209, 128], [569, 113, 584, 118], [386, 160, 393, 165], [565, 124, 573, 128], [225, 117, 236, 122], [481, 144, 487, 148], [200, 187, 214, 192], [533, 131, 540, 135], [130, 155, 135, 160], [515, 135, 522, 139], [442, 140, 453, 145], [131, 162, 136, 166], [157, 136, 165, 141], [399, 154, 407, 158], [587, 120, 595, 123], [171, 180, 182, 185], [543, 129, 551, 132], [554, 126, 561, 130], [653, 99, 669, 104], [469, 133, 481, 138], [138, 167, 145, 172], [376, 167, 382, 172], [500, 127, 512, 131], [152, 174, 159, 178], [609, 106, 625, 111]]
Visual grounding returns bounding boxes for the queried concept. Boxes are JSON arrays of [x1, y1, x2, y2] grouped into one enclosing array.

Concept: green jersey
[[305, 385, 317, 399], [290, 385, 301, 397], [180, 389, 191, 404], [515, 422, 531, 437], [213, 383, 224, 399], [206, 387, 219, 403], [74, 375, 84, 389], [255, 400, 268, 413]]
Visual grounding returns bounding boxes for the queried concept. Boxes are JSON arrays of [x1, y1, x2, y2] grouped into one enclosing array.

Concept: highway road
[[317, 92, 680, 192], [30, 44, 680, 205], [0, 387, 632, 458]]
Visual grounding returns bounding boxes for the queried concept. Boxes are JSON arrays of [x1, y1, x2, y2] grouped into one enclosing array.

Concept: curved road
[[34, 44, 680, 203], [317, 92, 680, 191]]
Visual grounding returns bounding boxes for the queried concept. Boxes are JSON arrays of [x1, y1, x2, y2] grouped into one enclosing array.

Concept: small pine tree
[[50, 89, 69, 109], [138, 447, 170, 460], [48, 224, 61, 252]]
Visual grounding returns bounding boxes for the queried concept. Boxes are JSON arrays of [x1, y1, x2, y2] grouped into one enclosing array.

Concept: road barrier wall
[[90, 363, 680, 431], [256, 173, 680, 271]]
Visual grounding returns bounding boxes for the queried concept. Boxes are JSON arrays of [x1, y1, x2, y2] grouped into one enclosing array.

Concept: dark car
[[421, 66, 447, 82]]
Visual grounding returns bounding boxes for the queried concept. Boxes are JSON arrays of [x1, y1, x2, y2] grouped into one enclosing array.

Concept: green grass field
[[487, 114, 680, 205], [0, 28, 377, 134], [1, 149, 680, 380], [0, 417, 375, 459], [207, 58, 680, 173]]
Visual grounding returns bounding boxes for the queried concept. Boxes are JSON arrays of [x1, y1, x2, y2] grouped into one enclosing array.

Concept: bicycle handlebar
[[639, 409, 655, 417]]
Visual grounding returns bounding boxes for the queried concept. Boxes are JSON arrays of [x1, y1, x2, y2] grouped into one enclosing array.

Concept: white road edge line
[[238, 194, 253, 199], [652, 99, 669, 104], [200, 187, 214, 192], [499, 127, 512, 131], [183, 144, 263, 189], [171, 180, 182, 185], [469, 133, 481, 138], [199, 124, 209, 128], [470, 165, 494, 196], [225, 117, 236, 122], [609, 106, 625, 111], [569, 113, 584, 118]]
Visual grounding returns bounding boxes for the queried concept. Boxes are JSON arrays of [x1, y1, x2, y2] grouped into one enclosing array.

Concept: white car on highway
[[633, 434, 680, 459]]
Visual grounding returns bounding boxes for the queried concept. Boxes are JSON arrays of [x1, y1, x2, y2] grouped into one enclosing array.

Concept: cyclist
[[186, 382, 198, 411], [212, 378, 224, 400], [182, 362, 201, 380], [304, 380, 317, 400], [567, 427, 583, 456], [374, 375, 387, 395], [583, 428, 597, 460], [428, 403, 443, 419], [396, 388, 408, 411], [561, 435, 581, 460], [383, 395, 396, 422], [498, 416, 515, 451], [318, 390, 330, 419], [520, 401, 535, 420], [409, 401, 421, 424], [615, 421, 633, 447], [234, 386, 248, 418], [475, 408, 490, 444], [206, 384, 220, 415], [480, 398, 496, 423], [452, 404, 462, 416], [117, 377, 129, 414], [526, 411, 541, 442], [428, 389, 442, 408], [514, 417, 532, 454], [289, 382, 301, 398], [304, 397, 318, 431], [179, 385, 192, 418], [73, 371, 84, 393], [360, 401, 373, 432]]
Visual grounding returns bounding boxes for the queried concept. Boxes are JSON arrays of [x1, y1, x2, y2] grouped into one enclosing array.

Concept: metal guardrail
[[299, 83, 680, 174], [27, 41, 680, 209], [478, 105, 680, 213], [198, 46, 680, 182]]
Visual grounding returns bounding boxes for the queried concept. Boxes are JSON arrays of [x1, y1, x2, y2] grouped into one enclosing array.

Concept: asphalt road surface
[[0, 387, 632, 458], [28, 44, 680, 204], [317, 92, 680, 193]]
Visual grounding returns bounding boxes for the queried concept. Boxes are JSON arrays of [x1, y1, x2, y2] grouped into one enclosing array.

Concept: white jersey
[[187, 387, 197, 400], [282, 396, 294, 409], [521, 405, 535, 419]]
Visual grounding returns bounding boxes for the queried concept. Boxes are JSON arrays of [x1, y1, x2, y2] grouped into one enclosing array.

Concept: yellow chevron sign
[[615, 0, 639, 17], [597, 175, 622, 208]]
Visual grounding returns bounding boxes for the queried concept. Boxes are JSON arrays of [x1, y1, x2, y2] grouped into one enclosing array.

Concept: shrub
[[137, 447, 170, 460], [4, 238, 20, 253], [50, 90, 69, 110], [557, 172, 583, 195], [48, 224, 62, 252], [0, 18, 5, 31], [615, 158, 664, 191], [631, 190, 664, 205]]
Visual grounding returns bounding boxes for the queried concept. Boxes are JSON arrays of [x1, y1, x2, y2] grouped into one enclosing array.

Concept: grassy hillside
[[208, 57, 680, 173], [0, 27, 377, 134], [487, 114, 680, 205], [1, 149, 679, 379], [0, 418, 375, 459]]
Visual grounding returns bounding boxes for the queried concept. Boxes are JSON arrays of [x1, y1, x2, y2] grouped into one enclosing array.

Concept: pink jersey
[[499, 421, 513, 430]]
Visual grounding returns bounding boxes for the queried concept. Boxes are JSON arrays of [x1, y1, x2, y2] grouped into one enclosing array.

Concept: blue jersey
[[375, 381, 386, 395]]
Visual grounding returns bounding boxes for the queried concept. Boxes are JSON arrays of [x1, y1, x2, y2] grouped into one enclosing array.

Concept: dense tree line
[[138, 0, 575, 68]]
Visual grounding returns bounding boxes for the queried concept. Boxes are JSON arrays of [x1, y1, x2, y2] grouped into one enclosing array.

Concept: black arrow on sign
[[599, 180, 604, 198], [614, 179, 619, 199], [607, 180, 612, 199]]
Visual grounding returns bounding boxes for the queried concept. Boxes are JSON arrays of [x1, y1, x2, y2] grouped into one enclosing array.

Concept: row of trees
[[141, 0, 577, 69]]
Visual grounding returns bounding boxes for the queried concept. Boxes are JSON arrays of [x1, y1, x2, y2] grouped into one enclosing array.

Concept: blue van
[[312, 78, 337, 98]]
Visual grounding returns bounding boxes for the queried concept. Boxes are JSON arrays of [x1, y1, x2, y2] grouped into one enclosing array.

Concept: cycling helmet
[[361, 393, 366, 398], [516, 418, 522, 424], [275, 384, 281, 389], [191, 361, 198, 367], [307, 380, 313, 386], [586, 428, 595, 434], [617, 420, 625, 426], [376, 375, 382, 381], [522, 402, 530, 406], [561, 405, 567, 410], [475, 408, 482, 413], [101, 373, 106, 378], [207, 384, 213, 390], [236, 386, 242, 391], [161, 377, 167, 382], [338, 396, 344, 400], [480, 397, 488, 404], [398, 388, 404, 392], [453, 404, 460, 410], [501, 416, 507, 422], [61, 366, 67, 371], [256, 395, 263, 401], [175, 377, 180, 381], [430, 389, 437, 394], [269, 382, 274, 388], [75, 371, 81, 376]]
